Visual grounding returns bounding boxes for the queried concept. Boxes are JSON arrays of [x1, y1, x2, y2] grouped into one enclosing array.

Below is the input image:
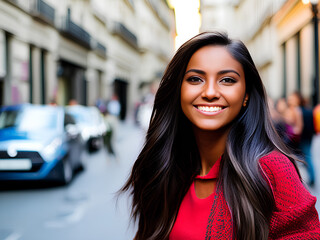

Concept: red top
[[169, 157, 221, 240], [169, 151, 320, 239]]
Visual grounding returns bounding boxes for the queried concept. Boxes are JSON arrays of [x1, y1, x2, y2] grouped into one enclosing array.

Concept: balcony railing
[[60, 11, 91, 49], [92, 40, 107, 58], [30, 0, 55, 25], [113, 22, 138, 49]]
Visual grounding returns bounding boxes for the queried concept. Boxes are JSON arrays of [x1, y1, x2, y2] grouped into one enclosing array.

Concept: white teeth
[[198, 106, 222, 112]]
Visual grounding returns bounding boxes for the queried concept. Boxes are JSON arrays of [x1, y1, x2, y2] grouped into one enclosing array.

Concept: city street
[[0, 121, 320, 240], [0, 121, 145, 240], [2, 0, 320, 239]]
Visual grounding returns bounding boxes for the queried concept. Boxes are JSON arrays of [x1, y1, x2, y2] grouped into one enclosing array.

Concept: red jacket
[[171, 151, 320, 239]]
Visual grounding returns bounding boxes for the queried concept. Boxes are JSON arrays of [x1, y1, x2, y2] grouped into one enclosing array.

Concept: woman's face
[[180, 45, 247, 132], [276, 98, 287, 113], [287, 93, 300, 107]]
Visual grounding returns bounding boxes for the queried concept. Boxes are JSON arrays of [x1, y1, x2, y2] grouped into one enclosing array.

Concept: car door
[[64, 113, 82, 169]]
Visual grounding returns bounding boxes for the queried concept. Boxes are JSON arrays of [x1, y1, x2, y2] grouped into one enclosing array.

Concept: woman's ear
[[243, 94, 249, 107]]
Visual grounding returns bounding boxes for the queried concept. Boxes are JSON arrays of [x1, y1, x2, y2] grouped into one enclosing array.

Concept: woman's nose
[[202, 82, 220, 100]]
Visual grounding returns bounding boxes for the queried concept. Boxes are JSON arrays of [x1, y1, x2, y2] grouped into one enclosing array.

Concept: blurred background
[[1, 0, 320, 239]]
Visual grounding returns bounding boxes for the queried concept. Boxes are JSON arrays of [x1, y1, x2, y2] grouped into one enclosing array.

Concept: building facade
[[200, 0, 318, 106], [0, 0, 175, 119]]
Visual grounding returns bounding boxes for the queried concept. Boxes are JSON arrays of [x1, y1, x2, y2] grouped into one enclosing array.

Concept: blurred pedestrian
[[290, 91, 316, 186], [268, 97, 291, 146], [274, 97, 301, 153], [68, 99, 78, 106], [107, 94, 121, 117], [284, 94, 303, 151], [95, 98, 107, 113], [105, 94, 120, 152], [120, 32, 320, 240], [102, 110, 116, 156], [49, 98, 58, 106]]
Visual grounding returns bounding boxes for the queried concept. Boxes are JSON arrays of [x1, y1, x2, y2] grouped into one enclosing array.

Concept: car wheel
[[61, 159, 73, 185], [95, 137, 104, 149], [88, 137, 103, 152], [88, 139, 95, 152]]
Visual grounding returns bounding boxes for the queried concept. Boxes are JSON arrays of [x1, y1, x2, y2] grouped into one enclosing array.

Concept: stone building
[[0, 0, 175, 119], [200, 0, 318, 105]]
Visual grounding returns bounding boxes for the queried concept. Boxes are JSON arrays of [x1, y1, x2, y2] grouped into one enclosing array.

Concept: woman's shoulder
[[259, 151, 296, 175], [258, 151, 302, 193], [259, 153, 320, 237], [259, 150, 293, 163], [258, 151, 316, 205]]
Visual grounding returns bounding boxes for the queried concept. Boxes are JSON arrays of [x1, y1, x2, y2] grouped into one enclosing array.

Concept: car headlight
[[81, 129, 90, 141], [43, 138, 62, 160]]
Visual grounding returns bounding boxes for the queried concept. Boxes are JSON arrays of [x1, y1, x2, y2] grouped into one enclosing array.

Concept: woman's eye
[[186, 76, 203, 83], [220, 77, 236, 84]]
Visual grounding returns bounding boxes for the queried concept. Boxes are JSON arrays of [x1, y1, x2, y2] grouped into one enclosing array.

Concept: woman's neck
[[193, 127, 229, 176]]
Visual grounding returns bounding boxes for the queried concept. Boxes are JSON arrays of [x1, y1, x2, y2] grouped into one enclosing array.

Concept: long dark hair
[[121, 32, 301, 240]]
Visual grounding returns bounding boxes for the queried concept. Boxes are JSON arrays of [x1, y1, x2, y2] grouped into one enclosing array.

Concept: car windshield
[[0, 107, 59, 131], [67, 107, 99, 124], [70, 111, 92, 123]]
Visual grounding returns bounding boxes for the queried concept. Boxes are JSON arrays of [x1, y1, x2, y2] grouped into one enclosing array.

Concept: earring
[[243, 99, 248, 107]]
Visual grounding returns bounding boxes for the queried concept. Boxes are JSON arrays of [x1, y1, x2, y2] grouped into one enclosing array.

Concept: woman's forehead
[[186, 46, 244, 77]]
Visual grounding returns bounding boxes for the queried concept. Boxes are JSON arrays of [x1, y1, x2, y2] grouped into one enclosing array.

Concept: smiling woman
[[121, 32, 320, 240], [181, 45, 247, 133]]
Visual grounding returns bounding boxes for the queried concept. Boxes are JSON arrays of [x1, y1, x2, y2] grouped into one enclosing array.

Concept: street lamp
[[303, 0, 319, 106]]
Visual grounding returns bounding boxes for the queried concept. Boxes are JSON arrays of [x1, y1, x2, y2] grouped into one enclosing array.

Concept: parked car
[[65, 105, 107, 152], [0, 104, 84, 185]]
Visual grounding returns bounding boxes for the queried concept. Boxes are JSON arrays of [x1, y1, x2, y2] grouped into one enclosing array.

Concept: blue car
[[0, 104, 84, 185]]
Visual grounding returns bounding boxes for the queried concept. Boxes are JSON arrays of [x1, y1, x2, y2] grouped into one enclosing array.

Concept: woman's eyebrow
[[218, 69, 241, 77], [185, 69, 241, 77], [184, 69, 205, 75]]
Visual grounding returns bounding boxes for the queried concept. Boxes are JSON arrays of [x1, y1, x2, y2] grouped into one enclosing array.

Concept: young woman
[[121, 32, 320, 240]]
